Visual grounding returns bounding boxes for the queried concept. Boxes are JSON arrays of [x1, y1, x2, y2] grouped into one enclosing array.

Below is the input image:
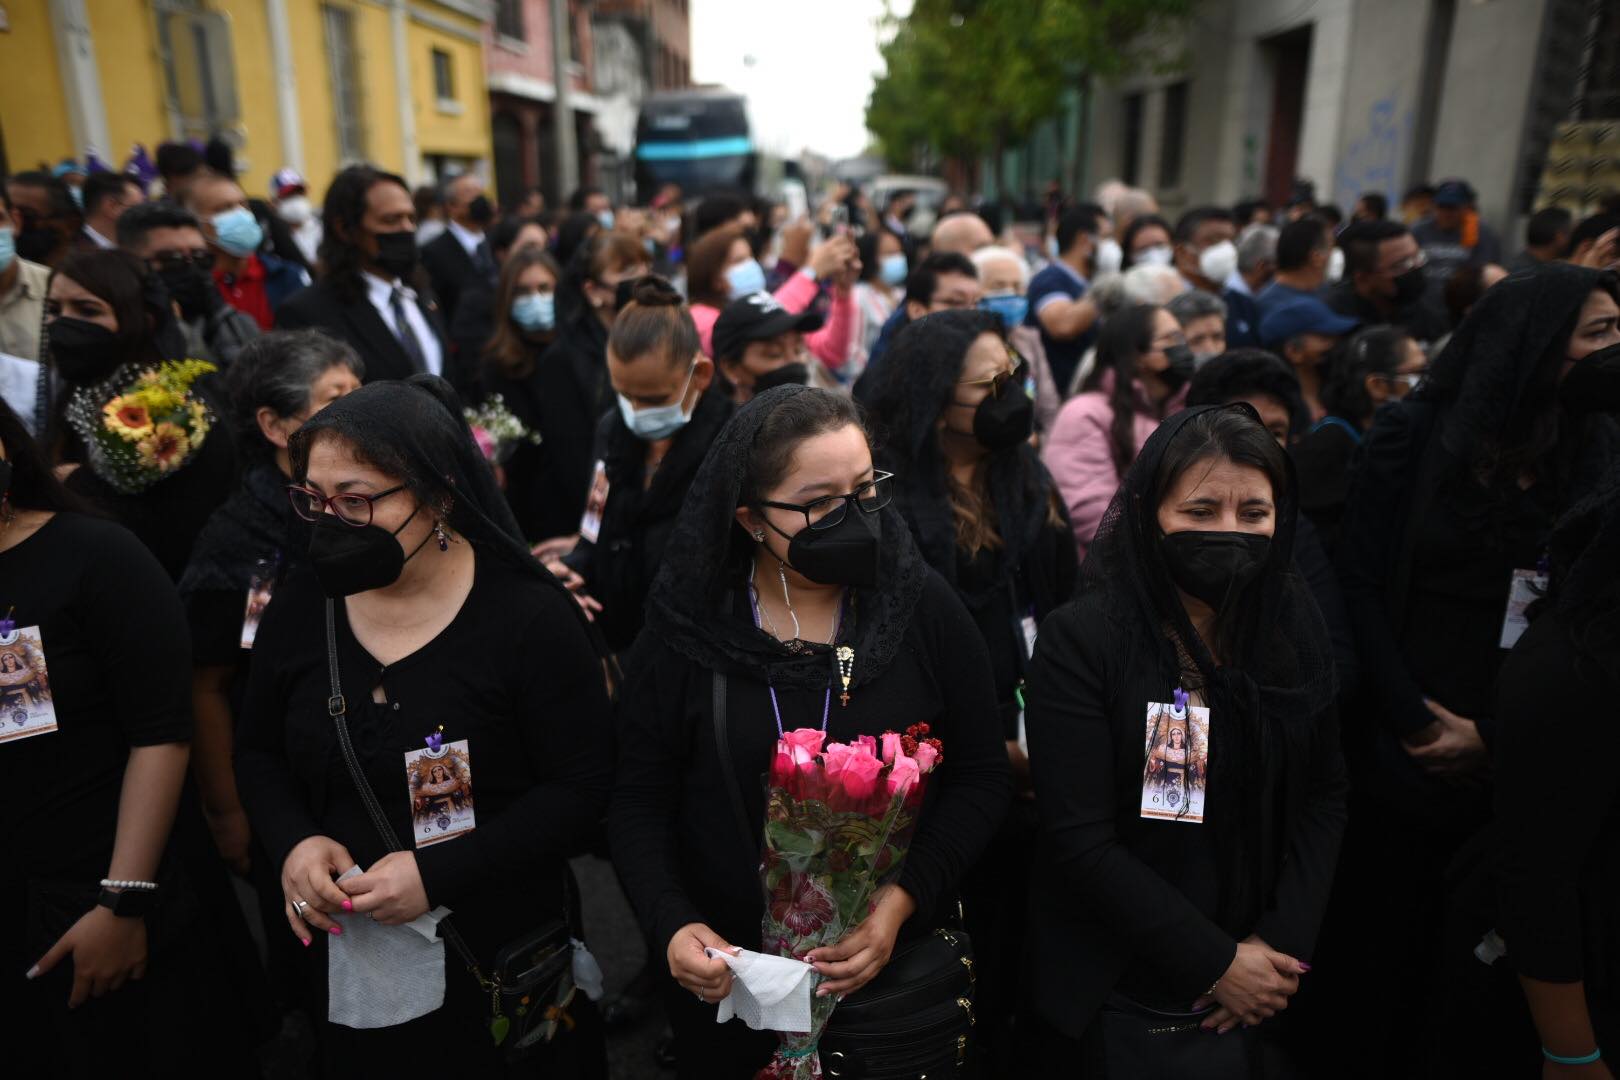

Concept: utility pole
[[550, 0, 579, 198]]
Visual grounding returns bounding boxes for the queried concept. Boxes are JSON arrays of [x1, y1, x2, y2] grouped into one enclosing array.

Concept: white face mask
[[1094, 237, 1124, 275], [278, 196, 314, 226], [1198, 240, 1238, 285], [1135, 244, 1173, 267], [1326, 247, 1346, 284], [616, 362, 696, 441]]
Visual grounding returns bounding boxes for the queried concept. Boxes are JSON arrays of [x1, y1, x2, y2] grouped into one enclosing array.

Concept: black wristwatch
[[97, 887, 158, 918]]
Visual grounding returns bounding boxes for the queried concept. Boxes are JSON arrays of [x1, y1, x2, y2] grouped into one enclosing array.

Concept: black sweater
[[1495, 609, 1619, 1043], [609, 570, 1012, 956], [234, 553, 614, 962], [1024, 594, 1347, 1036]]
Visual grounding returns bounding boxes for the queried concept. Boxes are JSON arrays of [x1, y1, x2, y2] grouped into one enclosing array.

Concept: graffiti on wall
[[1333, 98, 1416, 212]]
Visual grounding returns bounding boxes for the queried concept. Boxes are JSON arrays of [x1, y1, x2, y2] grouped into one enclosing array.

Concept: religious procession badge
[[404, 726, 475, 847], [0, 611, 57, 744], [1139, 688, 1210, 824]]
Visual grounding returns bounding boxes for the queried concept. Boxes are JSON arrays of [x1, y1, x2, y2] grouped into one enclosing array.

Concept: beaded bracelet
[[1542, 1048, 1602, 1067], [99, 879, 159, 891]]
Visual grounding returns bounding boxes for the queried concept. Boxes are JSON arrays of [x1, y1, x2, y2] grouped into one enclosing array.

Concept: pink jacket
[[692, 271, 857, 370], [1042, 372, 1187, 557]]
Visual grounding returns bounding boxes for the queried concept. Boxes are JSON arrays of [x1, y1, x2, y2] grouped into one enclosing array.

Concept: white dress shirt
[[447, 220, 484, 259], [362, 271, 444, 376]]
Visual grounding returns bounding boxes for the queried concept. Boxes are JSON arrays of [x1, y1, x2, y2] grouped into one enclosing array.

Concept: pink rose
[[886, 752, 921, 798], [822, 742, 854, 781], [914, 741, 939, 774], [881, 731, 903, 765], [769, 746, 797, 788], [854, 734, 878, 758], [470, 426, 497, 462], [781, 727, 827, 760], [841, 751, 884, 803]]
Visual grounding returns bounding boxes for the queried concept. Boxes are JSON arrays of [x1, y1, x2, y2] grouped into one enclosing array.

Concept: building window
[[432, 48, 455, 102], [569, 6, 583, 65], [495, 0, 524, 40], [1158, 81, 1188, 189], [1121, 92, 1144, 186], [322, 4, 367, 163], [155, 1, 240, 141]]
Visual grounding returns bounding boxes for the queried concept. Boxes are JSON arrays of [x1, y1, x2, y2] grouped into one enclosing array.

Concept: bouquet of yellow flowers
[[65, 359, 217, 493]]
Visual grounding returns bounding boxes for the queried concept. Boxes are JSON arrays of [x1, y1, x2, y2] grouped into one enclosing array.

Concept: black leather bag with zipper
[[712, 669, 977, 1079], [323, 599, 577, 1059]]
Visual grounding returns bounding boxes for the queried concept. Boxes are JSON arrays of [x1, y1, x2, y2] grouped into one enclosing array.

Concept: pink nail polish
[[1298, 962, 1312, 972], [301, 937, 311, 948], [341, 899, 353, 912], [328, 925, 343, 937]]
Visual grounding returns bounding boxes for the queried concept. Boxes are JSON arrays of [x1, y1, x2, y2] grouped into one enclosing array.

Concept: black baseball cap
[[712, 291, 824, 361]]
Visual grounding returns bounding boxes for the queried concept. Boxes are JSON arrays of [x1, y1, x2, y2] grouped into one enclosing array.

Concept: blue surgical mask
[[617, 361, 697, 441], [596, 209, 615, 230], [0, 226, 14, 274], [213, 206, 264, 257], [511, 291, 555, 332], [726, 258, 767, 300], [980, 292, 1028, 330], [879, 252, 908, 287]]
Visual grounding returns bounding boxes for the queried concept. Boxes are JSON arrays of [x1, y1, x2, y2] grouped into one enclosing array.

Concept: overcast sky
[[690, 0, 913, 161]]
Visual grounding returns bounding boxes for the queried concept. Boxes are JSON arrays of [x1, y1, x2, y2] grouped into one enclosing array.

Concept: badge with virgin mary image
[[1139, 695, 1210, 824], [404, 736, 475, 847], [0, 625, 57, 744]]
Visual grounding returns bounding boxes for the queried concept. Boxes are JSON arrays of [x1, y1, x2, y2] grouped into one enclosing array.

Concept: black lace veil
[[642, 384, 927, 691]]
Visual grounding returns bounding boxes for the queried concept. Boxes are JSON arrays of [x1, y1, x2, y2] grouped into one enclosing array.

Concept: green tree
[[867, 0, 1197, 181]]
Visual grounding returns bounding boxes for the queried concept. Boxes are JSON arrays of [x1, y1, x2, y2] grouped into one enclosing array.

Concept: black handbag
[[1096, 994, 1253, 1079], [712, 669, 977, 1078], [323, 599, 576, 1057]]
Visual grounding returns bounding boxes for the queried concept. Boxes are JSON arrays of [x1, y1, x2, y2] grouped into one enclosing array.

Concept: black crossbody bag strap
[[711, 668, 757, 863], [323, 599, 490, 987]]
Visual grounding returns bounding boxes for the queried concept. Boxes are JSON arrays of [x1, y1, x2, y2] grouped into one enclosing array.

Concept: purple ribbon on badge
[[0, 607, 14, 636], [1173, 687, 1189, 713], [425, 727, 444, 753]]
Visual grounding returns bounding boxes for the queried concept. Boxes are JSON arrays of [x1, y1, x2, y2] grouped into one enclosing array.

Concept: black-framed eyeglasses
[[955, 353, 1027, 403], [761, 471, 894, 531], [148, 249, 217, 273], [287, 484, 408, 527]]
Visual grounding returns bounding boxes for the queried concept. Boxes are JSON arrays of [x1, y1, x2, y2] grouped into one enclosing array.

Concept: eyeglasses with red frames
[[287, 484, 408, 527]]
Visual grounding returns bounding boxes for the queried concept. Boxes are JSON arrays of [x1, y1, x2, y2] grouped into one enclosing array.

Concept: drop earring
[[752, 530, 764, 542], [434, 520, 450, 552]]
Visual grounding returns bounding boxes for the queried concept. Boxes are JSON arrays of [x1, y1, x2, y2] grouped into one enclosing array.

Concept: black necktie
[[474, 240, 497, 281], [389, 286, 429, 373]]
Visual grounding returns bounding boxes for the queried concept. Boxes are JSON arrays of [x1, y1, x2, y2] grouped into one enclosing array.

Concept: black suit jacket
[[274, 276, 457, 389], [420, 229, 493, 329]]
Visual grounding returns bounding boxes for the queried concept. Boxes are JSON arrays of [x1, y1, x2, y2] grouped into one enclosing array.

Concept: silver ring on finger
[[292, 898, 310, 918], [696, 990, 705, 1003]]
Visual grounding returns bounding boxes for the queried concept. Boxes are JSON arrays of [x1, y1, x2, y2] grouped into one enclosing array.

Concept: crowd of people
[[5, 137, 1620, 1079]]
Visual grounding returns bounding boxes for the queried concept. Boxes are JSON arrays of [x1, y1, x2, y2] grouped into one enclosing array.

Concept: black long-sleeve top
[[1, 513, 194, 889], [1495, 610, 1619, 1010], [234, 552, 613, 961], [1337, 402, 1555, 745], [609, 571, 1012, 956], [1023, 594, 1347, 1036]]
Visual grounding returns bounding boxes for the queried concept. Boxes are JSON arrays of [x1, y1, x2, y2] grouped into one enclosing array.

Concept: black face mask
[[159, 263, 220, 321], [1560, 342, 1620, 416], [1160, 530, 1271, 611], [307, 503, 428, 598], [1391, 266, 1427, 307], [373, 229, 419, 280], [467, 195, 494, 226], [972, 381, 1034, 451], [769, 505, 883, 588], [15, 223, 58, 264], [50, 318, 131, 384], [753, 362, 810, 395], [1158, 344, 1196, 392]]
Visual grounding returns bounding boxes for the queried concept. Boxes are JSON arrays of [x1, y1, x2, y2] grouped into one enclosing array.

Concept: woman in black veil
[[609, 385, 1010, 1078], [1021, 403, 1344, 1076], [1332, 264, 1619, 1072], [865, 308, 1076, 1068], [234, 375, 613, 1072]]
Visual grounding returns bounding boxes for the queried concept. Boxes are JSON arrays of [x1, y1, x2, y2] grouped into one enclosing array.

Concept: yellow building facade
[[0, 0, 494, 202]]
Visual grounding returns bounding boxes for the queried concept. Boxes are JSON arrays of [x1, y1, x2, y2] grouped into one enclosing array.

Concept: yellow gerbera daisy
[[135, 423, 191, 472], [102, 395, 154, 440]]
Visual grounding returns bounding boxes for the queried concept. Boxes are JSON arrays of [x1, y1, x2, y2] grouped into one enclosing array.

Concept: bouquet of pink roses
[[754, 723, 942, 1080]]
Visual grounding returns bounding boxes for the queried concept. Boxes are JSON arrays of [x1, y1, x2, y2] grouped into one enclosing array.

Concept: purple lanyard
[[747, 579, 844, 736]]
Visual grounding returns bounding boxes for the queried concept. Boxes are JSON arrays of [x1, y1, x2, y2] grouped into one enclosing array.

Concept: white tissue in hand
[[705, 946, 817, 1033], [327, 865, 453, 1029]]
